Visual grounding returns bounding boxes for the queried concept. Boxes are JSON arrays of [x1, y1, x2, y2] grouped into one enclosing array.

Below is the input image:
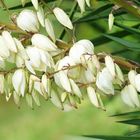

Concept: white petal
[[25, 60, 36, 74], [54, 71, 71, 92], [69, 79, 82, 98], [37, 6, 45, 27], [121, 86, 135, 107], [2, 31, 17, 53], [0, 36, 10, 58], [45, 18, 56, 42], [128, 84, 140, 107], [115, 64, 124, 82], [128, 70, 136, 87], [85, 0, 91, 7], [87, 86, 99, 107], [50, 89, 63, 109], [135, 74, 140, 92], [31, 34, 57, 51], [53, 7, 73, 30], [31, 0, 38, 10], [26, 47, 41, 67], [105, 55, 115, 77], [0, 74, 4, 94], [76, 0, 85, 13]]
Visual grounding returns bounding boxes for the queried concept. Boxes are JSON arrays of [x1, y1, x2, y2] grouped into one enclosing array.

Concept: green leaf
[[83, 135, 140, 140], [117, 119, 140, 126], [103, 34, 140, 51]]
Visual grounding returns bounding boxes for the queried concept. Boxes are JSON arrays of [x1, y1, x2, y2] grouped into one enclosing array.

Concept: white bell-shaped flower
[[69, 39, 94, 64], [96, 67, 114, 95], [87, 86, 99, 107], [128, 70, 137, 87], [0, 36, 10, 58], [2, 31, 17, 53], [16, 9, 39, 32], [76, 0, 85, 13], [45, 18, 56, 42], [31, 34, 57, 51], [105, 55, 115, 77], [31, 0, 38, 10], [53, 7, 73, 30], [12, 69, 26, 97], [121, 84, 140, 107]]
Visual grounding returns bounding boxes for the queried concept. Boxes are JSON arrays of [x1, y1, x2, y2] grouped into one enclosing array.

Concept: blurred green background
[[0, 0, 140, 140]]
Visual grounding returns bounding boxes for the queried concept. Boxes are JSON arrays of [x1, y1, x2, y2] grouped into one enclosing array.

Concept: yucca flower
[[69, 39, 94, 64], [12, 69, 26, 97], [16, 9, 39, 32]]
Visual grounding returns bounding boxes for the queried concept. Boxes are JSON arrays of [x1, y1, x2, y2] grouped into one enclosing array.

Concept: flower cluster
[[0, 0, 139, 110]]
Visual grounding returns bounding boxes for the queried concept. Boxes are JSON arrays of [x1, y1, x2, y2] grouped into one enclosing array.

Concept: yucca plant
[[0, 0, 140, 139]]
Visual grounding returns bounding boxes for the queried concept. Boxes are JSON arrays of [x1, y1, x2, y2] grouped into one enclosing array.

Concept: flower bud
[[115, 64, 124, 82], [31, 34, 57, 51], [17, 9, 39, 32], [2, 31, 17, 53], [53, 7, 73, 30], [12, 69, 26, 97], [45, 18, 56, 42], [87, 86, 99, 107], [37, 6, 45, 27], [69, 39, 94, 64], [31, 0, 38, 10], [76, 0, 85, 13], [108, 13, 114, 31]]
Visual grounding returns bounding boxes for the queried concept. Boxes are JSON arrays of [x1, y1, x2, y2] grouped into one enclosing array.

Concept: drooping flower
[[12, 69, 26, 97], [69, 39, 94, 64], [37, 6, 45, 27], [76, 0, 85, 13], [87, 86, 99, 107], [2, 31, 17, 53], [16, 9, 39, 32], [96, 67, 114, 95], [108, 12, 114, 31], [121, 84, 140, 107]]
